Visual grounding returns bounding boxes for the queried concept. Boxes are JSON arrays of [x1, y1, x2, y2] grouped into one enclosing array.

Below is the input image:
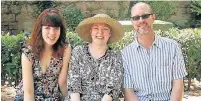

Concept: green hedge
[[159, 28, 201, 79], [63, 6, 83, 31], [1, 28, 201, 89], [1, 32, 27, 86]]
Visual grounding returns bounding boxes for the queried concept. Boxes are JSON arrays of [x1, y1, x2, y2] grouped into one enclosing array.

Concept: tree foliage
[[191, 1, 201, 15], [127, 1, 177, 21], [63, 6, 83, 31]]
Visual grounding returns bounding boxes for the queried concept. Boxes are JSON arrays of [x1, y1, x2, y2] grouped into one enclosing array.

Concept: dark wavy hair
[[28, 8, 68, 59]]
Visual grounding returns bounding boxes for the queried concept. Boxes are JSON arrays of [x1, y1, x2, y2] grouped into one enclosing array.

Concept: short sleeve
[[22, 45, 34, 62], [172, 43, 187, 79], [68, 45, 82, 93]]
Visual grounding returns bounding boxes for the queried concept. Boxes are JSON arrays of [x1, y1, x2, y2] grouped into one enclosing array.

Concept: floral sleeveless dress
[[15, 45, 64, 101]]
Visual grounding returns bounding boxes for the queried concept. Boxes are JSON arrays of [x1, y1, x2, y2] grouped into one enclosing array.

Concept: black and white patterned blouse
[[67, 44, 124, 101]]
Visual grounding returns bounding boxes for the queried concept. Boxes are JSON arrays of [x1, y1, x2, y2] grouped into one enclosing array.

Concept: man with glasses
[[122, 2, 187, 101]]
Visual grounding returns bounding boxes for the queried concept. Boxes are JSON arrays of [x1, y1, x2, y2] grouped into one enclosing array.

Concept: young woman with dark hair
[[15, 9, 71, 101]]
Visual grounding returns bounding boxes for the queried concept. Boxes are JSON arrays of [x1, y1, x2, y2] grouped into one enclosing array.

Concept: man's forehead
[[131, 3, 152, 14]]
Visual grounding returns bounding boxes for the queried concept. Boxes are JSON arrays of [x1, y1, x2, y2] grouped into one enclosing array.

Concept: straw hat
[[76, 14, 124, 44]]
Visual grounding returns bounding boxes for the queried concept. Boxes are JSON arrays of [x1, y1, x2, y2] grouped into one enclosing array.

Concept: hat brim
[[76, 17, 124, 44]]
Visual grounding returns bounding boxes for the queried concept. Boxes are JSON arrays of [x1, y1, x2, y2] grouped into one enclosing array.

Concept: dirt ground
[[1, 86, 16, 101], [1, 86, 201, 101], [183, 95, 201, 101], [183, 90, 201, 101]]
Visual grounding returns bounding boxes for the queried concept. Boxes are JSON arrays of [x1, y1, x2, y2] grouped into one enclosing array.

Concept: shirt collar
[[132, 31, 162, 51], [153, 34, 162, 49]]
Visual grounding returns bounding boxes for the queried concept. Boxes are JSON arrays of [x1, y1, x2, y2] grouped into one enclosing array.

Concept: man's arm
[[170, 43, 187, 101], [124, 88, 139, 101], [170, 79, 184, 101], [122, 50, 139, 101]]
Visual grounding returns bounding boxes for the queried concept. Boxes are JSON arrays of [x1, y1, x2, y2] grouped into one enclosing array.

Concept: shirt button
[[148, 95, 152, 100]]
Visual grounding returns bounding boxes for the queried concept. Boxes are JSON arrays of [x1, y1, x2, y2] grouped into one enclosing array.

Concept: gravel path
[[183, 95, 201, 101], [1, 86, 201, 101]]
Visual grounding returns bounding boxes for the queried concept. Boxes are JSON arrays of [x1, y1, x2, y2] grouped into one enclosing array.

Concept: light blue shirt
[[122, 34, 187, 101]]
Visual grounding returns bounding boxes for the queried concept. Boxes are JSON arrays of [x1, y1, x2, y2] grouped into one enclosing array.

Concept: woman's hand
[[101, 94, 112, 101], [70, 93, 81, 101]]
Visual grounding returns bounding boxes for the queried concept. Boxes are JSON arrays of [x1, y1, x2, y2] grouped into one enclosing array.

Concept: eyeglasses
[[131, 14, 153, 21]]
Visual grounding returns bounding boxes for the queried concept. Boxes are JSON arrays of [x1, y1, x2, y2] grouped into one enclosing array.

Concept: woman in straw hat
[[66, 14, 124, 101]]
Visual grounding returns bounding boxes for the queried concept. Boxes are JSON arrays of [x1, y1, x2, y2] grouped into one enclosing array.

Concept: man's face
[[131, 5, 155, 35]]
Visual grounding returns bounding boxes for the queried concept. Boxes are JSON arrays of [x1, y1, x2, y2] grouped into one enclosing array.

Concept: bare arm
[[124, 88, 139, 101], [22, 53, 35, 101], [170, 79, 184, 101], [58, 44, 71, 97]]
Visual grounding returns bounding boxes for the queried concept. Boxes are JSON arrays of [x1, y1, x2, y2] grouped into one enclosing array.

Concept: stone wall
[[1, 1, 192, 35], [1, 1, 38, 35], [1, 1, 130, 35]]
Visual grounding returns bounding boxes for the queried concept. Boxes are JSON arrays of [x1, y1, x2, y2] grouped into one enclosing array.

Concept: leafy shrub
[[1, 32, 27, 86], [178, 29, 201, 90], [110, 31, 134, 50], [1, 28, 201, 89], [190, 1, 201, 28], [191, 1, 201, 15], [63, 6, 83, 31], [66, 31, 85, 48], [156, 28, 201, 90]]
